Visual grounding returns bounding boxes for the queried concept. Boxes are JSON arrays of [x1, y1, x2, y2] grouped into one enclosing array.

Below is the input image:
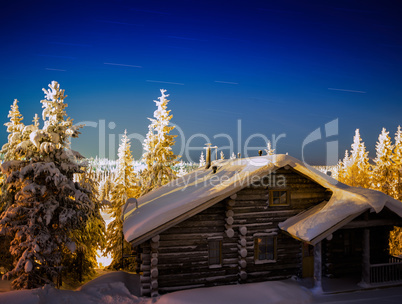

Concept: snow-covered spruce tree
[[176, 161, 187, 177], [389, 126, 402, 257], [1, 99, 26, 162], [371, 128, 394, 195], [393, 126, 402, 200], [199, 151, 206, 167], [0, 81, 96, 289], [337, 150, 350, 184], [106, 130, 139, 269], [140, 89, 178, 195], [0, 100, 28, 273], [98, 172, 113, 206], [344, 129, 370, 188], [220, 151, 225, 160], [265, 140, 275, 156], [0, 100, 33, 272]]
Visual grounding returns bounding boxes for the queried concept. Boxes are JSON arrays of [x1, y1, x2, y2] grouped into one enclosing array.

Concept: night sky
[[1, 0, 402, 165]]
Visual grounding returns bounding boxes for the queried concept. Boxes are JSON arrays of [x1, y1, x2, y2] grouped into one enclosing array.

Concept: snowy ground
[[1, 271, 401, 304], [0, 272, 312, 304], [313, 285, 402, 304]]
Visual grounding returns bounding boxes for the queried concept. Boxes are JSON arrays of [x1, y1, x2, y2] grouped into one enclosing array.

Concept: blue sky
[[1, 0, 402, 164]]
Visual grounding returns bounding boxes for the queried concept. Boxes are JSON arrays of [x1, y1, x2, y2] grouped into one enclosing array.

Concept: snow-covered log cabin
[[122, 153, 402, 296]]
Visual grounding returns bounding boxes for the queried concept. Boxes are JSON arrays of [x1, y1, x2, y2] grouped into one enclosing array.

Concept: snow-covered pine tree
[[106, 130, 139, 269], [220, 151, 225, 160], [177, 161, 187, 177], [1, 99, 25, 161], [140, 89, 178, 195], [371, 128, 394, 195], [390, 126, 402, 257], [199, 151, 206, 167], [338, 150, 350, 184], [98, 172, 113, 206], [0, 100, 27, 273], [345, 129, 370, 188], [0, 81, 97, 289], [230, 152, 236, 160], [393, 126, 402, 200], [265, 140, 275, 156]]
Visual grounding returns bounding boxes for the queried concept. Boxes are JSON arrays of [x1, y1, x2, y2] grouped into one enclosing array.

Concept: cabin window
[[254, 235, 277, 263], [269, 190, 289, 206], [208, 239, 222, 267]]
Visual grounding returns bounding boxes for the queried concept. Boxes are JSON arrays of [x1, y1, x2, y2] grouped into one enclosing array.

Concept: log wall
[[231, 168, 330, 283], [138, 167, 331, 293]]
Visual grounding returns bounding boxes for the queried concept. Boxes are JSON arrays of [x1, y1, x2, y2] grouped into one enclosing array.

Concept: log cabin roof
[[123, 154, 402, 246]]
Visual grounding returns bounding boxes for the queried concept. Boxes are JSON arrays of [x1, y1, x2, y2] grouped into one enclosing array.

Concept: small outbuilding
[[123, 154, 402, 296]]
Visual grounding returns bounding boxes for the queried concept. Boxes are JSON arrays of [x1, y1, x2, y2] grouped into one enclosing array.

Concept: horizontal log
[[157, 261, 208, 270], [180, 213, 226, 222], [142, 271, 150, 277], [238, 189, 271, 195], [159, 245, 199, 253], [140, 276, 150, 283], [151, 242, 159, 249], [158, 284, 206, 293], [232, 222, 274, 229], [158, 273, 239, 287], [165, 226, 225, 234], [158, 269, 226, 280], [290, 192, 327, 199], [236, 194, 269, 201], [141, 253, 151, 260], [159, 232, 224, 241]]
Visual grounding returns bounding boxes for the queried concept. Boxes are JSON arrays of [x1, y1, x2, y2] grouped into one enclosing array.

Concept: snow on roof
[[123, 154, 402, 246], [276, 157, 402, 244]]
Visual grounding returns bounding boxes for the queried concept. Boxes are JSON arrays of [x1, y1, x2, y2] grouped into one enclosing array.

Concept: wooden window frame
[[254, 235, 277, 264], [208, 238, 222, 268], [269, 189, 290, 206]]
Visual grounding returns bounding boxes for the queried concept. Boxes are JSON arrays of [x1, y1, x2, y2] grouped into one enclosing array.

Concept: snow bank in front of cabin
[[0, 277, 143, 304], [0, 275, 312, 304], [156, 279, 312, 304]]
